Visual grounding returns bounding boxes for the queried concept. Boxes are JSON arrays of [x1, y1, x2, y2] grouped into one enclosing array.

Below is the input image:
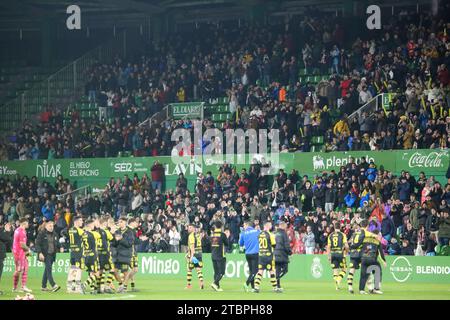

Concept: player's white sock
[[367, 274, 374, 291]]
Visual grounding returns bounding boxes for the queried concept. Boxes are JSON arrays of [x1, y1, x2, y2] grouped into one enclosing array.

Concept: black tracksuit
[[359, 234, 385, 291], [274, 229, 292, 287], [210, 228, 229, 288], [0, 227, 13, 284], [35, 229, 59, 288]]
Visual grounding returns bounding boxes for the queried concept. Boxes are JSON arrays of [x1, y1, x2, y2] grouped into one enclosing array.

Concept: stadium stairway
[[310, 135, 325, 152], [204, 97, 233, 129], [298, 68, 330, 85], [0, 62, 66, 106], [63, 97, 99, 126]]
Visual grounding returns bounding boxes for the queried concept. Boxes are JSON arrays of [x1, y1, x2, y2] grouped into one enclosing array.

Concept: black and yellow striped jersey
[[97, 228, 113, 255], [82, 230, 100, 257], [188, 232, 202, 256], [69, 227, 84, 256], [258, 231, 276, 257], [349, 229, 366, 256], [327, 231, 348, 255]]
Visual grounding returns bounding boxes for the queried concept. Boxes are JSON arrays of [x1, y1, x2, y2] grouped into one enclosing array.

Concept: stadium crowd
[[0, 7, 450, 160], [1, 157, 449, 258]]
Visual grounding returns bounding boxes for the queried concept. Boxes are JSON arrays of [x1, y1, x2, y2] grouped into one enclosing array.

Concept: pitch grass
[[1, 275, 449, 300]]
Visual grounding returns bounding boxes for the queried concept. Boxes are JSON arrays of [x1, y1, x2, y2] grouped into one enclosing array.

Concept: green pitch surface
[[0, 276, 449, 300]]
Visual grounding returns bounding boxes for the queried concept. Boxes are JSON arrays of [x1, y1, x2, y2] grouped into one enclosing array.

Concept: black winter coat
[[274, 229, 292, 263], [0, 228, 13, 260], [35, 229, 59, 260]]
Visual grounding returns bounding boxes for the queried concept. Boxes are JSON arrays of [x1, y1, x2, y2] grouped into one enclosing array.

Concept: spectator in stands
[[168, 225, 181, 253], [41, 200, 55, 221], [400, 238, 415, 256], [302, 225, 316, 254], [438, 211, 450, 246], [151, 160, 165, 192]]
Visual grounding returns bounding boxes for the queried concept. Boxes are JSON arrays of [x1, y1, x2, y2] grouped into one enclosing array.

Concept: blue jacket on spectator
[[345, 192, 357, 208], [397, 182, 411, 202], [366, 167, 377, 182], [41, 204, 55, 221], [359, 193, 370, 208]]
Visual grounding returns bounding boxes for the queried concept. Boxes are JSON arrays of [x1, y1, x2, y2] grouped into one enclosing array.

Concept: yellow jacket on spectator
[[177, 87, 185, 102], [333, 119, 350, 136], [403, 124, 414, 149]]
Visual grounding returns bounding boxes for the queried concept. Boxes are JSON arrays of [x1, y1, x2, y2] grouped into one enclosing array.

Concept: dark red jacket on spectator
[[151, 163, 165, 182], [340, 79, 352, 97], [438, 68, 449, 86], [236, 178, 250, 195], [40, 111, 51, 123]]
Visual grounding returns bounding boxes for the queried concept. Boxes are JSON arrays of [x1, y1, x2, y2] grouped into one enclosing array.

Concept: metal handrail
[[348, 93, 382, 122], [138, 104, 170, 128], [56, 185, 91, 200]]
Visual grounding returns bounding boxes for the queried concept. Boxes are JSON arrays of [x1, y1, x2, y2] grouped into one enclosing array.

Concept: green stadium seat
[[218, 97, 229, 104], [311, 136, 324, 145], [310, 145, 326, 153]]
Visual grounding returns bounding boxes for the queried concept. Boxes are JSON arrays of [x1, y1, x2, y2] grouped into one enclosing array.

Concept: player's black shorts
[[188, 254, 203, 269], [349, 257, 361, 270], [117, 262, 131, 273], [84, 257, 98, 273], [99, 254, 114, 271], [131, 254, 138, 269], [258, 255, 275, 271], [330, 254, 347, 269], [70, 256, 84, 269]]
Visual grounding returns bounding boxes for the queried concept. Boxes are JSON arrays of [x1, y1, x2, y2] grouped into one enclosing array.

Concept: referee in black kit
[[239, 219, 260, 292]]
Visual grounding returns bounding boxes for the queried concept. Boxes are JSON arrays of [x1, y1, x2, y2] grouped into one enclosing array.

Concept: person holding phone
[[0, 222, 13, 295]]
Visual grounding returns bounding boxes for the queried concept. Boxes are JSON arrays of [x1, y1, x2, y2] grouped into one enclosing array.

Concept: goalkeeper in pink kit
[[12, 218, 32, 293]]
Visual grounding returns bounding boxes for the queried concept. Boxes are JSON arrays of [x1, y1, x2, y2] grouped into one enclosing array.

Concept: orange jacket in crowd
[[279, 87, 286, 102]]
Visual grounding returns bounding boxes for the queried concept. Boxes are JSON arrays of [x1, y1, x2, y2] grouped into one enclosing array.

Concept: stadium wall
[[0, 149, 448, 190], [1, 253, 449, 284]]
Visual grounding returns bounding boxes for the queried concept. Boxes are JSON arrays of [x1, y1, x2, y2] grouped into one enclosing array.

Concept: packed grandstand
[[0, 4, 449, 263]]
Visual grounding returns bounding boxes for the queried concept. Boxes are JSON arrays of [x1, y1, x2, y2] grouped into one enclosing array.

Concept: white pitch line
[[93, 294, 136, 300]]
